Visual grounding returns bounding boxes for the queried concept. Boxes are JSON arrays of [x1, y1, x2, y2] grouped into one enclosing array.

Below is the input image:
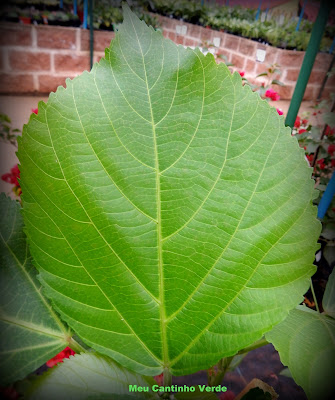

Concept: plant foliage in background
[[293, 99, 335, 268], [0, 4, 330, 399], [0, 194, 69, 386], [266, 269, 335, 400], [0, 0, 334, 51]]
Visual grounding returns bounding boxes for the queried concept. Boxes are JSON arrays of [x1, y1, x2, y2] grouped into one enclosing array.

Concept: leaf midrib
[[0, 340, 64, 355], [1, 315, 67, 340], [127, 13, 168, 369], [0, 214, 69, 339]]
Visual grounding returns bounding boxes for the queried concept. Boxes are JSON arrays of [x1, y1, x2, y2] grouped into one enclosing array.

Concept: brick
[[167, 31, 177, 42], [54, 53, 90, 73], [245, 77, 259, 87], [239, 38, 256, 57], [162, 29, 170, 38], [285, 68, 300, 82], [186, 23, 201, 39], [277, 50, 304, 67], [276, 84, 294, 100], [199, 27, 213, 43], [37, 25, 76, 50], [184, 37, 198, 47], [326, 73, 335, 87], [217, 49, 231, 63], [245, 58, 256, 73], [224, 34, 240, 51], [0, 23, 32, 47], [231, 53, 245, 69], [81, 30, 115, 52], [212, 31, 226, 46], [308, 70, 326, 85], [314, 52, 332, 71], [303, 85, 317, 101], [319, 87, 332, 101], [155, 14, 166, 26], [9, 50, 50, 72], [38, 74, 74, 93], [164, 17, 177, 31], [175, 35, 185, 46], [263, 45, 278, 64], [255, 63, 269, 75], [93, 52, 105, 64], [0, 73, 35, 94]]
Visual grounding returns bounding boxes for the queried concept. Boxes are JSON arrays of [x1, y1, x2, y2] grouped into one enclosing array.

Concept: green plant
[[252, 63, 284, 97], [0, 113, 20, 147], [1, 6, 331, 399], [266, 269, 335, 400], [293, 98, 335, 265], [18, 8, 31, 18]]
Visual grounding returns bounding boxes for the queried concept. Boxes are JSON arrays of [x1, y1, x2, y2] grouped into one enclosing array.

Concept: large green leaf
[[18, 5, 320, 376], [25, 353, 157, 400], [323, 268, 335, 318], [0, 194, 69, 385], [265, 306, 335, 400]]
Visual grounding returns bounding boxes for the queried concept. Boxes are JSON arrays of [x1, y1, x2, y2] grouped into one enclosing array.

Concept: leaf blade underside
[[266, 306, 335, 400], [26, 353, 158, 400], [0, 194, 68, 386], [18, 5, 320, 376]]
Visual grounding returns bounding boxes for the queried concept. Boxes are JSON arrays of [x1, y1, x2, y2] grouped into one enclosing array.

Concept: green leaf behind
[[18, 5, 320, 376], [266, 306, 335, 400], [26, 353, 157, 400], [0, 194, 68, 385], [323, 268, 335, 318]]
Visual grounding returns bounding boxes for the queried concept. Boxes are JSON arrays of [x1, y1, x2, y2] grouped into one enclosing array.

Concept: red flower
[[298, 129, 307, 134], [219, 390, 235, 400], [306, 154, 314, 165], [325, 126, 335, 136], [153, 373, 164, 386], [1, 165, 20, 187], [276, 108, 283, 115], [46, 347, 75, 368], [31, 108, 38, 114], [317, 158, 325, 169], [294, 116, 301, 128], [302, 119, 308, 125], [328, 144, 335, 155], [264, 88, 280, 101], [238, 71, 245, 77]]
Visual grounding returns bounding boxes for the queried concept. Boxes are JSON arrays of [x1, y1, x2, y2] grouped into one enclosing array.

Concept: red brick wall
[[0, 17, 334, 100]]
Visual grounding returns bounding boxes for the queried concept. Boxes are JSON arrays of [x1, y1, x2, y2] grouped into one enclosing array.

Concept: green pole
[[285, 0, 332, 128]]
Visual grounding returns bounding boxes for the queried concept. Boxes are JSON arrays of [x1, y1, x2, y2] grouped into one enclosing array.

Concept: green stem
[[209, 356, 234, 387], [310, 278, 320, 313], [163, 367, 172, 386], [68, 337, 86, 353], [207, 337, 269, 387], [237, 337, 268, 355], [161, 368, 172, 399]]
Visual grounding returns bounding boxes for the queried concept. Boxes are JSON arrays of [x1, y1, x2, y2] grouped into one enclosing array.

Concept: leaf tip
[[121, 2, 137, 24]]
